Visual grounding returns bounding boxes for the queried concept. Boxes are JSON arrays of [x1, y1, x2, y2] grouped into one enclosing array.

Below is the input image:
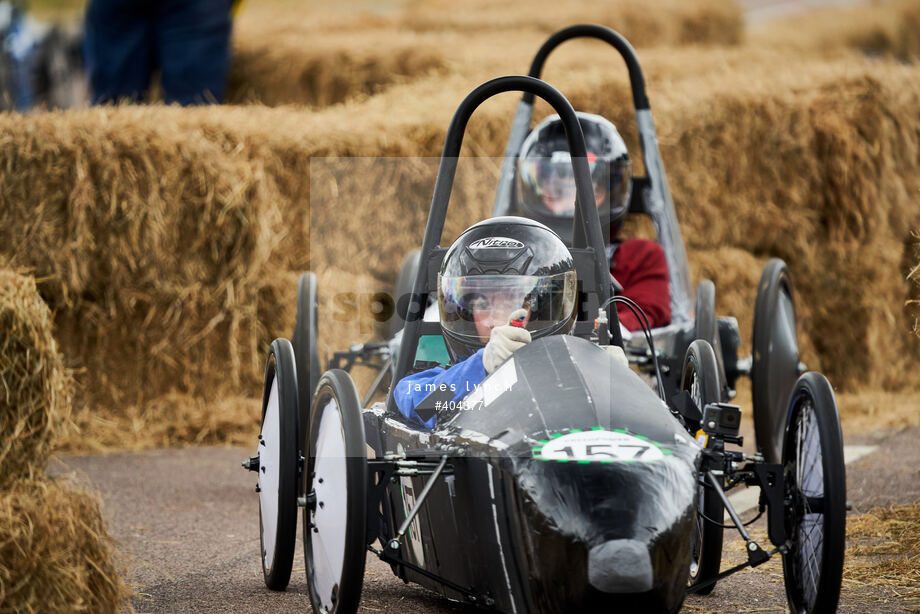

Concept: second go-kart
[[489, 25, 808, 466], [243, 70, 846, 614]]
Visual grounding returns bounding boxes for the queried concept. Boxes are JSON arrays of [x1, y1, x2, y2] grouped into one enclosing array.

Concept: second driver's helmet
[[516, 112, 632, 242], [438, 216, 577, 361]]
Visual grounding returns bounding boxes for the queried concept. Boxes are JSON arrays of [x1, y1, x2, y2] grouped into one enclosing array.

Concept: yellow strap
[[695, 429, 709, 449]]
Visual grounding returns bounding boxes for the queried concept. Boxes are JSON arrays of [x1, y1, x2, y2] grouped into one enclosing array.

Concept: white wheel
[[305, 370, 367, 614], [258, 339, 299, 590]]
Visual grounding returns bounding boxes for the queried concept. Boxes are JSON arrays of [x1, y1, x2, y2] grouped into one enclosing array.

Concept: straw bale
[[53, 267, 390, 451], [236, 0, 742, 43], [0, 271, 70, 487], [397, 0, 742, 44], [649, 63, 920, 389], [0, 107, 306, 411], [56, 269, 388, 451], [909, 231, 920, 339], [229, 29, 446, 107], [308, 156, 502, 280], [4, 50, 920, 450], [853, 1, 920, 59], [227, 0, 741, 108], [845, 500, 920, 608], [62, 394, 262, 451], [750, 0, 920, 60], [0, 478, 128, 614]]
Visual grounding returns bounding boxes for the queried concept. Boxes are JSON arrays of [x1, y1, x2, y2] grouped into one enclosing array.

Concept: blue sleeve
[[394, 349, 487, 429]]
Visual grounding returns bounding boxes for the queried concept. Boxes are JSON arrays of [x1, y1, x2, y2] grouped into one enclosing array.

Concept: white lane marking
[[843, 445, 877, 464], [725, 445, 877, 518], [725, 486, 763, 520]]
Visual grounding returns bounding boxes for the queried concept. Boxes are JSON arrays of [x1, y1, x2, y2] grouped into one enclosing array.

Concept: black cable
[[601, 295, 666, 400], [608, 296, 664, 399], [698, 507, 765, 530], [694, 477, 767, 528]]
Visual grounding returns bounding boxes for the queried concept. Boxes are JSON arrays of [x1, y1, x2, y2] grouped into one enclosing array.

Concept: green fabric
[[416, 335, 450, 367]]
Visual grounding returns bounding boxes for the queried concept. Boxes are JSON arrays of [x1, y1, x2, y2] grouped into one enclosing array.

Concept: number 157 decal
[[533, 429, 671, 463]]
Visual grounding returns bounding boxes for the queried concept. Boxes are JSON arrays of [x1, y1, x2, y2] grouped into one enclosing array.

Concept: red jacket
[[610, 239, 671, 331]]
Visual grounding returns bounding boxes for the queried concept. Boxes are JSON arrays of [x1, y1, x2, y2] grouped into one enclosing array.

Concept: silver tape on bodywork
[[588, 539, 653, 593]]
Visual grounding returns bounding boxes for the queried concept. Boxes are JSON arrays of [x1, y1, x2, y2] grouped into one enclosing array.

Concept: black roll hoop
[[390, 75, 623, 405]]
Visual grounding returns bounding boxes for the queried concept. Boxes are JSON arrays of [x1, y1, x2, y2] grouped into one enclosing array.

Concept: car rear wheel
[[682, 339, 724, 594], [752, 259, 800, 463], [378, 249, 421, 340], [694, 280, 726, 400], [781, 372, 845, 614]]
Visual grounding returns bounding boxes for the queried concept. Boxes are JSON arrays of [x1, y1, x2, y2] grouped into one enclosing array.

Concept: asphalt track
[[51, 425, 919, 614]]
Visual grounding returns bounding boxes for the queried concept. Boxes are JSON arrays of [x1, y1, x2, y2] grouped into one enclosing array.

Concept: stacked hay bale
[[750, 0, 920, 60], [0, 107, 308, 415], [0, 94, 526, 447], [229, 29, 447, 107], [0, 271, 127, 613], [910, 233, 920, 339], [394, 0, 742, 42], [2, 51, 919, 450], [846, 0, 920, 59], [653, 64, 920, 390], [2, 1, 919, 449], [228, 0, 742, 107], [0, 480, 126, 613], [0, 270, 69, 484]]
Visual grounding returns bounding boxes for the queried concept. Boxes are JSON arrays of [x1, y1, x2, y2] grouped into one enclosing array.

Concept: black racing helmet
[[438, 216, 577, 361], [515, 112, 632, 242]]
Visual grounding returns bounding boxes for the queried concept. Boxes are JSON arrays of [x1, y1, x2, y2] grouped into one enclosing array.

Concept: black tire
[[781, 372, 846, 614], [304, 370, 367, 614], [694, 280, 726, 401], [258, 338, 300, 591], [390, 249, 422, 339], [293, 272, 321, 471], [681, 339, 724, 594], [752, 259, 800, 463]]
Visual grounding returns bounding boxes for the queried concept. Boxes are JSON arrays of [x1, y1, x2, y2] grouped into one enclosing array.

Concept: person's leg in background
[[83, 0, 154, 104], [155, 0, 232, 105]]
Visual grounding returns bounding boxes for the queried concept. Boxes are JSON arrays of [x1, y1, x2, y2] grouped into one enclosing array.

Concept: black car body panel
[[365, 336, 699, 613]]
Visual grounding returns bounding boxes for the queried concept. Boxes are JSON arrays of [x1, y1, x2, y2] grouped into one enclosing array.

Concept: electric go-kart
[[243, 72, 846, 614], [386, 25, 805, 467]]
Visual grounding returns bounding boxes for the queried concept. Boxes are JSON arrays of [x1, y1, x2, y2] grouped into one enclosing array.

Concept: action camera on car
[[701, 402, 741, 438]]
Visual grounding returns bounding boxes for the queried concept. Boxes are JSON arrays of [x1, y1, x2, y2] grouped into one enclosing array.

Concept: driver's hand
[[483, 323, 531, 374]]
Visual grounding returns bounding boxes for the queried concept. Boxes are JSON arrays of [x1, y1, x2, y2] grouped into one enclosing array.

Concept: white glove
[[483, 323, 531, 374]]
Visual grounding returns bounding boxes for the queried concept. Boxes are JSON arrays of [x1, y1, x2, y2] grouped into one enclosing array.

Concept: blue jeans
[[84, 0, 232, 105]]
